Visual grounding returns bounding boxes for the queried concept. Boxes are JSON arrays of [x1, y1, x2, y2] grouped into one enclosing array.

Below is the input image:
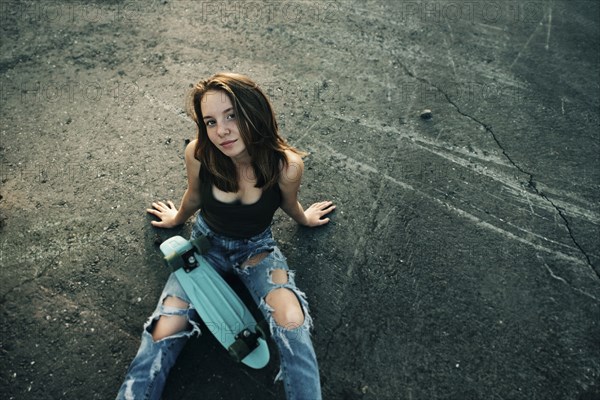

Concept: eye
[[227, 113, 236, 120], [205, 120, 216, 127]]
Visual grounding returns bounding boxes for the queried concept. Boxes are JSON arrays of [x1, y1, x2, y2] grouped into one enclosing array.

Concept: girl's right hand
[[147, 200, 180, 228]]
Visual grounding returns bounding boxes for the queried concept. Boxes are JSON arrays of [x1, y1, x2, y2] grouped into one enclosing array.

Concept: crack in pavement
[[398, 63, 600, 281]]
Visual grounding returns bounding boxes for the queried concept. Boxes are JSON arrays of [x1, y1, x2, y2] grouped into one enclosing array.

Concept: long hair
[[187, 72, 304, 192]]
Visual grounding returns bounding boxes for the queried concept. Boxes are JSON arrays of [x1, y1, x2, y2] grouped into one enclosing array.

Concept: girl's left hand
[[304, 201, 336, 227]]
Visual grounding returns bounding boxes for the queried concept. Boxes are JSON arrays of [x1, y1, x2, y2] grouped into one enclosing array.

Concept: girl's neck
[[231, 152, 252, 168]]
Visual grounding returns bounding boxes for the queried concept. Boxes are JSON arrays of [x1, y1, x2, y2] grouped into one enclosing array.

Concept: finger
[[318, 217, 330, 225], [320, 201, 334, 209], [146, 208, 159, 215], [320, 205, 336, 214], [167, 200, 176, 208], [310, 201, 330, 210]]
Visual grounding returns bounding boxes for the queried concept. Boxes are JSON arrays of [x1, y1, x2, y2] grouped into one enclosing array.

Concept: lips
[[220, 139, 237, 147]]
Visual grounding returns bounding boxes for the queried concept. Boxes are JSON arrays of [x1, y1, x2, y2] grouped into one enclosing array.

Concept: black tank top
[[199, 167, 282, 239]]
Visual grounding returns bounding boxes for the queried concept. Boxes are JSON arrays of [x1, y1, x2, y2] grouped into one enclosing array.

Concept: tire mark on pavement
[[319, 164, 393, 363], [324, 110, 599, 223], [537, 254, 598, 302], [306, 137, 592, 273], [510, 11, 546, 69], [545, 4, 553, 50], [396, 62, 600, 279]]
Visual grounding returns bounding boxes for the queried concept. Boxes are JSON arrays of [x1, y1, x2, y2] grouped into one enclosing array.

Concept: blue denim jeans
[[116, 215, 322, 400]]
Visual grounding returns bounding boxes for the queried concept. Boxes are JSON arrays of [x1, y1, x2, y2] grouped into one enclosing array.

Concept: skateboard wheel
[[228, 339, 251, 363], [165, 254, 184, 270], [256, 320, 269, 339]]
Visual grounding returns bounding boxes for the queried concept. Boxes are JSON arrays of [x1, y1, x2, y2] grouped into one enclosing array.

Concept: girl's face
[[201, 90, 249, 162]]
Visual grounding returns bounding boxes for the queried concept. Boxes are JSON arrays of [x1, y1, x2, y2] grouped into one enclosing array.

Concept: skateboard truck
[[181, 236, 211, 272], [228, 320, 270, 363], [181, 248, 198, 272], [162, 235, 211, 272]]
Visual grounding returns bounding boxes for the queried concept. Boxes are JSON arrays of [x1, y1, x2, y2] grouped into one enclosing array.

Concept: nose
[[216, 121, 229, 137]]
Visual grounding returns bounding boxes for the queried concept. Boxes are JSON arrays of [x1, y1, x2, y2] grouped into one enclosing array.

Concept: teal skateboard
[[159, 235, 270, 369]]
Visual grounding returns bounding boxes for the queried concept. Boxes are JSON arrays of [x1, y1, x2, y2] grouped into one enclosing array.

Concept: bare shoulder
[[185, 139, 201, 165], [284, 149, 304, 165], [184, 139, 202, 189], [185, 139, 197, 158], [280, 149, 304, 185]]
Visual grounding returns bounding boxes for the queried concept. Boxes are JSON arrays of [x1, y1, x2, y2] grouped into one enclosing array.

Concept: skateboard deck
[[159, 235, 270, 369]]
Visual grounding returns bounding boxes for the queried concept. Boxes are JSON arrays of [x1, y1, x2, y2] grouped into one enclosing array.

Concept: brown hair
[[187, 72, 304, 192]]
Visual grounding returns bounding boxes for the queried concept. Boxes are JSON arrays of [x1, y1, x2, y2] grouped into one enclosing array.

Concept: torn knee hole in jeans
[[268, 268, 289, 285], [146, 295, 200, 341], [162, 294, 190, 309], [260, 283, 314, 355]]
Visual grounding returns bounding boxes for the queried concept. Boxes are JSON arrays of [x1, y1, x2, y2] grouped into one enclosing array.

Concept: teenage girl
[[116, 72, 335, 400]]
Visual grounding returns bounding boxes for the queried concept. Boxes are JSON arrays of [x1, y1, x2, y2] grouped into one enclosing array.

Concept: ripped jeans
[[116, 215, 322, 400]]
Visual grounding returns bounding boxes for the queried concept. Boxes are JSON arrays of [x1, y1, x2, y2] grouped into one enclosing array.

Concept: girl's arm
[[147, 140, 202, 228], [279, 150, 335, 227]]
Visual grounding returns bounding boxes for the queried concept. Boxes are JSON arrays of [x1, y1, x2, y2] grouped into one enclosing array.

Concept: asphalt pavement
[[0, 1, 598, 399]]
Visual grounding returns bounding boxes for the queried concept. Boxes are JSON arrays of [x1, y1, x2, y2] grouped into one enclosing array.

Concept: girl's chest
[[212, 178, 262, 205]]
